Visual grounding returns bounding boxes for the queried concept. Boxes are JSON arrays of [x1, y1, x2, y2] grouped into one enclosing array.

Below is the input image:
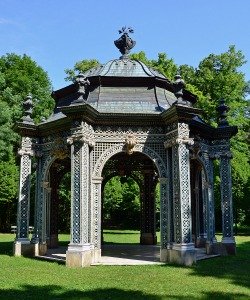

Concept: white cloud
[[0, 17, 17, 25]]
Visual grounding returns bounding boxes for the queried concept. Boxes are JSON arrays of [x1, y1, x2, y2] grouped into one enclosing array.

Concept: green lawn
[[0, 232, 250, 300]]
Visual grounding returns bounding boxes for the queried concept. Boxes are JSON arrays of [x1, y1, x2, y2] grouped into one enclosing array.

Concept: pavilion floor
[[36, 244, 220, 265]]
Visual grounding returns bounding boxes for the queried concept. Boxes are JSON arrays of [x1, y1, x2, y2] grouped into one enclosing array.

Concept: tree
[[65, 59, 100, 82], [103, 176, 140, 229], [0, 53, 54, 231], [180, 46, 250, 228]]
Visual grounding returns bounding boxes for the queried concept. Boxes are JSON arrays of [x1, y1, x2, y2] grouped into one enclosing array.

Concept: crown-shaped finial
[[114, 26, 136, 59]]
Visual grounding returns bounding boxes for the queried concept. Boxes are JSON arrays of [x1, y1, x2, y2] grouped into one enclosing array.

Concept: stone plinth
[[140, 233, 157, 245], [66, 244, 94, 267]]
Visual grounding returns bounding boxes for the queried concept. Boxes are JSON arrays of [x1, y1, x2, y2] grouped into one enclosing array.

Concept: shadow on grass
[[0, 285, 248, 300], [161, 240, 250, 292], [0, 285, 160, 300], [0, 241, 13, 256]]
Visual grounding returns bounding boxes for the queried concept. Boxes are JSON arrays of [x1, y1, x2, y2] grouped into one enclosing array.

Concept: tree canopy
[[0, 53, 54, 231]]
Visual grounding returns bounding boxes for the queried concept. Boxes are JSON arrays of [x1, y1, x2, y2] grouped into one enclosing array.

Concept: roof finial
[[114, 26, 136, 59], [73, 73, 90, 104], [217, 99, 229, 127], [22, 94, 34, 124], [173, 75, 188, 105]]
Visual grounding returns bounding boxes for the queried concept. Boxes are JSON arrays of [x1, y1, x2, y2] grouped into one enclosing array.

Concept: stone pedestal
[[13, 239, 33, 257], [195, 236, 207, 248], [160, 248, 169, 262], [140, 233, 157, 245], [168, 244, 196, 266], [66, 244, 94, 267], [221, 237, 236, 255], [47, 234, 59, 248], [32, 243, 47, 256], [160, 244, 196, 266]]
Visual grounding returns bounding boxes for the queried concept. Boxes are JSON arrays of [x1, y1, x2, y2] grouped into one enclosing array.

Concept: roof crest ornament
[[22, 94, 34, 124], [114, 26, 136, 59]]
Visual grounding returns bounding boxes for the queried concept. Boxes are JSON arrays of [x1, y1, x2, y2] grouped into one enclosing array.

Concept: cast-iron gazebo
[[14, 28, 237, 266]]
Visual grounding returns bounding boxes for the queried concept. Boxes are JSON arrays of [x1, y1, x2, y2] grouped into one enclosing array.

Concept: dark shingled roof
[[44, 57, 186, 124]]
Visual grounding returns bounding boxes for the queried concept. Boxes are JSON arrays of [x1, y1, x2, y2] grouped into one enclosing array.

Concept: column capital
[[164, 137, 194, 148], [92, 176, 103, 184], [18, 148, 34, 157], [67, 133, 95, 147]]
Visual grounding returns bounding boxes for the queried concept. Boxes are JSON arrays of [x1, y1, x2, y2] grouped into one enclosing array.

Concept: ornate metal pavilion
[[14, 28, 237, 266]]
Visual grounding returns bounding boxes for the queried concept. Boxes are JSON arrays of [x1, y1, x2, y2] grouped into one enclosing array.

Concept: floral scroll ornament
[[125, 134, 137, 155]]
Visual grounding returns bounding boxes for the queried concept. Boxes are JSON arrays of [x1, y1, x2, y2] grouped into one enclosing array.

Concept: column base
[[168, 243, 196, 266], [209, 238, 236, 256], [160, 248, 170, 262], [47, 234, 59, 248], [13, 239, 33, 256], [221, 237, 236, 255], [66, 244, 94, 267], [140, 233, 157, 245], [32, 243, 47, 256], [195, 236, 207, 248]]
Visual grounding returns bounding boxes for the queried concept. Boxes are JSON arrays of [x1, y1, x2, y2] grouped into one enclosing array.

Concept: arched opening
[[190, 159, 208, 247], [46, 158, 71, 248], [100, 151, 160, 262]]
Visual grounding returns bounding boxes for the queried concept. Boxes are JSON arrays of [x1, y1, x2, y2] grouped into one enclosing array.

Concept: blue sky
[[0, 0, 249, 90]]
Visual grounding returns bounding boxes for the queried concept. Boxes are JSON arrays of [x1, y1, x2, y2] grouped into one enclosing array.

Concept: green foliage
[[0, 53, 54, 231], [130, 51, 177, 80], [0, 157, 18, 203], [103, 176, 140, 229], [0, 53, 54, 160], [65, 59, 100, 82], [58, 173, 71, 232]]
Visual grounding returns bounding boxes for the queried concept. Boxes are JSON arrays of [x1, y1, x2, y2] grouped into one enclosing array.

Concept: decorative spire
[[114, 26, 136, 58], [73, 73, 90, 104], [173, 75, 187, 105], [217, 99, 229, 127], [22, 94, 34, 124]]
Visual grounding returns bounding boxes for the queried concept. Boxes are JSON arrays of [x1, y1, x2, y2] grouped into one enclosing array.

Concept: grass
[[0, 232, 250, 300]]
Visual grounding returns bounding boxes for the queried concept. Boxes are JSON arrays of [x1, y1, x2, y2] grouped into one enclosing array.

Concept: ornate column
[[203, 152, 217, 253], [140, 170, 157, 245], [14, 137, 34, 256], [159, 177, 169, 262], [219, 150, 236, 254], [91, 176, 103, 262], [164, 123, 196, 265], [66, 121, 95, 267], [30, 151, 48, 256]]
